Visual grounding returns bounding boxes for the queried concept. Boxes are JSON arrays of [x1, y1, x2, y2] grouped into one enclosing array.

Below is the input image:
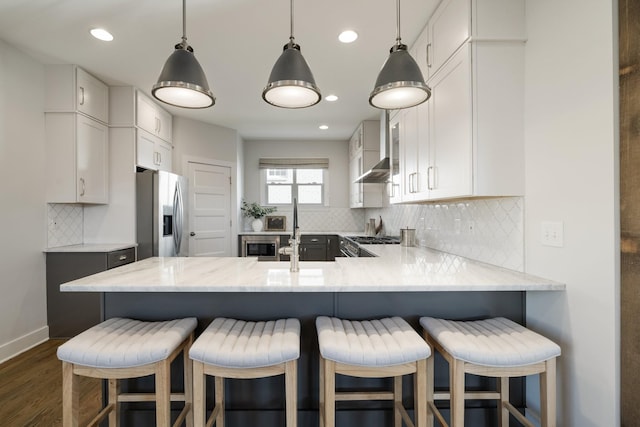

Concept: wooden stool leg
[[323, 357, 336, 427], [193, 362, 206, 427], [425, 350, 435, 427], [450, 359, 465, 427], [319, 355, 325, 427], [215, 376, 225, 426], [540, 358, 557, 427], [498, 377, 509, 427], [108, 378, 120, 427], [414, 359, 428, 427], [285, 360, 298, 427], [184, 335, 194, 427], [156, 359, 172, 427], [394, 375, 403, 427], [62, 362, 79, 427]]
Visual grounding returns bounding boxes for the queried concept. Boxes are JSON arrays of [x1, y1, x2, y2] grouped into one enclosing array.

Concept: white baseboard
[[0, 326, 50, 364]]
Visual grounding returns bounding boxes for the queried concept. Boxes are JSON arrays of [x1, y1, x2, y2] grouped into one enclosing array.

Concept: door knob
[[190, 232, 196, 236]]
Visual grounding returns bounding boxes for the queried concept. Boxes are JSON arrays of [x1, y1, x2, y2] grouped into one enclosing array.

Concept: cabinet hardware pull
[[426, 43, 432, 68], [118, 255, 127, 261], [428, 166, 435, 190], [80, 178, 85, 196], [79, 87, 85, 105]]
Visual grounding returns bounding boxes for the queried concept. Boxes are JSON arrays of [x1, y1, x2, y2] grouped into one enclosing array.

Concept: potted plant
[[241, 200, 277, 232]]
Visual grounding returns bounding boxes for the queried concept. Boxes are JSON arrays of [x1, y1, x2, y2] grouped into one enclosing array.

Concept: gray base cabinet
[[46, 248, 135, 338]]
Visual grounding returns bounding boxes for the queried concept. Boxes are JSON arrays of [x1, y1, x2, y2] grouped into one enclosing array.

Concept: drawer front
[[301, 235, 327, 244], [107, 248, 136, 269]]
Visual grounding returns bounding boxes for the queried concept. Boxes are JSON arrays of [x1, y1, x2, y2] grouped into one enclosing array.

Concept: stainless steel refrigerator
[[136, 169, 188, 259]]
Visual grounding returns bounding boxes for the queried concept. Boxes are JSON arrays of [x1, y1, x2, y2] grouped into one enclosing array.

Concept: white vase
[[251, 218, 263, 232]]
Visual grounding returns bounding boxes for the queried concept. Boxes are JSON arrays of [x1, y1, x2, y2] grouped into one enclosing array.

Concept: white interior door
[[187, 161, 232, 257]]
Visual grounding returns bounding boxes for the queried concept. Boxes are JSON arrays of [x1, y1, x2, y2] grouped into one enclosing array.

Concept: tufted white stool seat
[[190, 318, 301, 427], [57, 317, 197, 427], [316, 316, 431, 427], [420, 316, 561, 427]]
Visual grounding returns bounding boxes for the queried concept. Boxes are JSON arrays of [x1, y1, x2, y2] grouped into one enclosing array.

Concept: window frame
[[262, 168, 328, 206]]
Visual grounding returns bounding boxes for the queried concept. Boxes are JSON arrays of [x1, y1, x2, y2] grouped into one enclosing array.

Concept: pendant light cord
[[289, 0, 295, 44], [181, 0, 188, 48], [395, 0, 402, 45]]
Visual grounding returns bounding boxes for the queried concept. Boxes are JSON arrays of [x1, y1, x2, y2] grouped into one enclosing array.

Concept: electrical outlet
[[541, 221, 563, 247]]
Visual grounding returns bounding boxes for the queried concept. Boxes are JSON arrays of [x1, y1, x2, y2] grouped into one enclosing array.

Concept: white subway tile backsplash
[[366, 197, 524, 271], [47, 203, 83, 248]]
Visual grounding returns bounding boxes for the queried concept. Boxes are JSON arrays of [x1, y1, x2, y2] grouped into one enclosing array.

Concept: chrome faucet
[[279, 198, 300, 272], [279, 227, 300, 272]]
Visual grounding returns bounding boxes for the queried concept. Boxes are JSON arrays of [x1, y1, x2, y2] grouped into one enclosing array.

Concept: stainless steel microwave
[[241, 235, 280, 261]]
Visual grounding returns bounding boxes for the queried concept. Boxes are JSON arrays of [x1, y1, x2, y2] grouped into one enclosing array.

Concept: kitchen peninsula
[[61, 245, 564, 426]]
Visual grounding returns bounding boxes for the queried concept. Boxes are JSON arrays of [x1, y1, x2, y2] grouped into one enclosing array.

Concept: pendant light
[[369, 0, 431, 110], [262, 0, 321, 108], [152, 0, 215, 109]]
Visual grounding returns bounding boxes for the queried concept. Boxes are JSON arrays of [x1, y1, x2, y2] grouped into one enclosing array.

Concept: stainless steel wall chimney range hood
[[356, 110, 390, 183]]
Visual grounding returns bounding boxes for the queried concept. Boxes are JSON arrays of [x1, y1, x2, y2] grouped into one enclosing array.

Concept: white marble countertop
[[61, 245, 564, 293], [44, 243, 137, 253]]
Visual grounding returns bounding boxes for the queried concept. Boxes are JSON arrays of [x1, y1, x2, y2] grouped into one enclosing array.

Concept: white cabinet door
[[428, 44, 472, 200], [76, 67, 109, 124], [155, 139, 173, 172], [136, 128, 173, 172], [427, 0, 470, 78], [45, 113, 108, 204], [401, 106, 418, 202], [136, 91, 172, 142], [76, 115, 109, 203], [388, 112, 403, 204]]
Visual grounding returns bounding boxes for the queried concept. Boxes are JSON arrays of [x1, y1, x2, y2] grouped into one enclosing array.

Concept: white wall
[[524, 1, 619, 425], [0, 39, 49, 362], [172, 116, 240, 175], [243, 139, 350, 207]]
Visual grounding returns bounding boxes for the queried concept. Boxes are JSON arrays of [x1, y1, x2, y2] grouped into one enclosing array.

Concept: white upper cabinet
[[45, 65, 109, 124], [110, 87, 173, 172], [422, 0, 526, 81], [136, 91, 172, 143], [46, 113, 109, 204], [45, 65, 109, 204], [426, 0, 470, 79], [390, 0, 525, 203]]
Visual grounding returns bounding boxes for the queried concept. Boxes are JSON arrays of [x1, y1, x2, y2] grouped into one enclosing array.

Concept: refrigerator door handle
[[173, 182, 183, 255]]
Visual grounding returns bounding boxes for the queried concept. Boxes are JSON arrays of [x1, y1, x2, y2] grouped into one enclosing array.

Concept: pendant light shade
[[263, 0, 321, 108], [369, 0, 430, 110], [152, 0, 215, 109]]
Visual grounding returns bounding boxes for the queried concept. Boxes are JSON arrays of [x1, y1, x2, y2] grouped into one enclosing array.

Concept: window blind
[[259, 158, 329, 169]]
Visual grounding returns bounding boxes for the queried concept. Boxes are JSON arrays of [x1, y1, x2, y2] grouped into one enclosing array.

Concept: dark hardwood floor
[[0, 339, 101, 426]]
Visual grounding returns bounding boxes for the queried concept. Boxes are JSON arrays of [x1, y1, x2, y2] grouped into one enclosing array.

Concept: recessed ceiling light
[[319, 125, 329, 130], [90, 28, 114, 42], [325, 94, 338, 102], [338, 30, 358, 43]]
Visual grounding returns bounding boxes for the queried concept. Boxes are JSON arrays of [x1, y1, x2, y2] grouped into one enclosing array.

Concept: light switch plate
[[541, 221, 564, 247]]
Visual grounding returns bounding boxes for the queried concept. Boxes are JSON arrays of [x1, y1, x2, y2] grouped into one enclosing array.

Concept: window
[[259, 158, 329, 206], [266, 168, 324, 205]]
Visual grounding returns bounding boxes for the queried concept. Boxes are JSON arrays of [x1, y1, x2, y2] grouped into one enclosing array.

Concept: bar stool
[[57, 317, 197, 427], [420, 316, 561, 427], [189, 317, 301, 427], [316, 316, 431, 427]]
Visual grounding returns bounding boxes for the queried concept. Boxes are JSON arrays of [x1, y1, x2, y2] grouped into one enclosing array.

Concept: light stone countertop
[[44, 243, 137, 253], [60, 245, 564, 293]]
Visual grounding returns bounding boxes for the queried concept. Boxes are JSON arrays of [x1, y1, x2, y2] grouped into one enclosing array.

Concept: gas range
[[339, 235, 401, 257]]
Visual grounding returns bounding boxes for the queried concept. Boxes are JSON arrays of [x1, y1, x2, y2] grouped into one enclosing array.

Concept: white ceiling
[[0, 0, 438, 140]]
